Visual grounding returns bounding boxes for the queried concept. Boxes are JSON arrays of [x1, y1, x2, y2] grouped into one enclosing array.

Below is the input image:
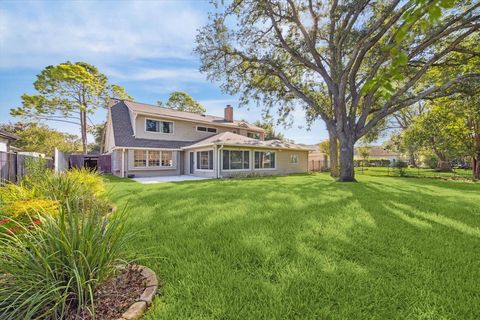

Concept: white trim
[[144, 118, 175, 135], [196, 125, 218, 134], [182, 142, 309, 152]]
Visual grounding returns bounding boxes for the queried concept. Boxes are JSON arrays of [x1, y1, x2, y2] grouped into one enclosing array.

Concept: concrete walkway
[[132, 175, 210, 184]]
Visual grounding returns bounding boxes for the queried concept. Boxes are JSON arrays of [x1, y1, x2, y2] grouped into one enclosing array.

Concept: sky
[[0, 0, 328, 145]]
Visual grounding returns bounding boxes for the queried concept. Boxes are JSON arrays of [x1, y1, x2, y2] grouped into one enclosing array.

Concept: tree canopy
[[158, 91, 206, 114], [11, 62, 131, 153], [0, 122, 82, 156], [253, 121, 286, 141], [196, 0, 480, 181]]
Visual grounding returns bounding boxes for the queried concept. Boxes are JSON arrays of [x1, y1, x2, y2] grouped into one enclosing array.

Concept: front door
[[189, 152, 194, 174]]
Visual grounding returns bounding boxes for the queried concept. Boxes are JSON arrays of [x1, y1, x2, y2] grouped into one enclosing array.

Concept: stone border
[[117, 266, 158, 320]]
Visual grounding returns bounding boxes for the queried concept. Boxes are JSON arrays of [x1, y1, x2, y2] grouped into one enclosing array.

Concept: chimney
[[224, 105, 234, 122]]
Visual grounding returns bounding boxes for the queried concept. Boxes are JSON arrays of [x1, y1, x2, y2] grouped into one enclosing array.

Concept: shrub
[[65, 168, 106, 197], [0, 199, 130, 319]]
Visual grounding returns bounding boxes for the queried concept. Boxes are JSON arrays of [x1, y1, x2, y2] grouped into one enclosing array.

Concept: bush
[[0, 199, 129, 319], [65, 168, 106, 197]]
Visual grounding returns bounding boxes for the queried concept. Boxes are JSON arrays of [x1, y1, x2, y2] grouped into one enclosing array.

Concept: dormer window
[[197, 126, 217, 133], [146, 119, 174, 134], [247, 132, 260, 139]]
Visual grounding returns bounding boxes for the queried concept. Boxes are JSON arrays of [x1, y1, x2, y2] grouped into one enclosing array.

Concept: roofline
[[111, 146, 184, 151], [0, 131, 20, 140], [121, 102, 265, 133], [182, 142, 310, 151]]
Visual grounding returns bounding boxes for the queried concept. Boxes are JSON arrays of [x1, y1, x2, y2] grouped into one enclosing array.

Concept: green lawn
[[106, 173, 480, 319], [356, 166, 473, 179]]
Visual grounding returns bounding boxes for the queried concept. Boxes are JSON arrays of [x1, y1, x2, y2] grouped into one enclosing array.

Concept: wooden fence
[[0, 151, 53, 184], [309, 159, 328, 172]]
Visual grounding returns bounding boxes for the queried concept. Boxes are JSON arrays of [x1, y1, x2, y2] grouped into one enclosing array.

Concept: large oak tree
[[195, 0, 480, 181]]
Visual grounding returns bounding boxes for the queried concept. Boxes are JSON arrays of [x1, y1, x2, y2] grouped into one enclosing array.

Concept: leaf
[[429, 6, 442, 22]]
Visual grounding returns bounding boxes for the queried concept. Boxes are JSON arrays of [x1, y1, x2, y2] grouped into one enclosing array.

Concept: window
[[222, 150, 250, 170], [290, 154, 299, 164], [196, 150, 213, 170], [161, 151, 173, 167], [197, 126, 217, 133], [134, 150, 147, 167], [247, 132, 260, 139], [254, 151, 276, 169], [148, 150, 160, 167], [145, 119, 174, 134], [134, 150, 174, 168]]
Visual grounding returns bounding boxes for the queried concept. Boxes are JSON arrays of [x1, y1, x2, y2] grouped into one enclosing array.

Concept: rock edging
[[117, 266, 158, 320]]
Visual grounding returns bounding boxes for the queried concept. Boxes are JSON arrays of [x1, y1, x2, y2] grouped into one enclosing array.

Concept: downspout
[[217, 145, 224, 179], [121, 148, 125, 178]]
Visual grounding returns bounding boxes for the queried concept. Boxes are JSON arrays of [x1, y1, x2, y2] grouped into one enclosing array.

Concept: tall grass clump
[[0, 199, 130, 319]]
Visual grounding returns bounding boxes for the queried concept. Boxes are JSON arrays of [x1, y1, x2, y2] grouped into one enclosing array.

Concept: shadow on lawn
[[110, 173, 480, 319]]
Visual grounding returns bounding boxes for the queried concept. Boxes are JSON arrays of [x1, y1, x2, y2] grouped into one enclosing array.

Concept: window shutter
[[208, 150, 213, 170]]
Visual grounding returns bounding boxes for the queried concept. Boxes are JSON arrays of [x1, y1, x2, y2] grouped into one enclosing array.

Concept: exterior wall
[[0, 137, 8, 152], [104, 110, 115, 153], [218, 147, 308, 178], [134, 114, 263, 142], [308, 150, 329, 171]]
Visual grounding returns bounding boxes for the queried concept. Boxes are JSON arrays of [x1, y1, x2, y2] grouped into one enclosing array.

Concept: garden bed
[[66, 265, 158, 320]]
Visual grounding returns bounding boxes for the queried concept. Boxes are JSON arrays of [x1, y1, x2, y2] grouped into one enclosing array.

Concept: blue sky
[[0, 0, 327, 144]]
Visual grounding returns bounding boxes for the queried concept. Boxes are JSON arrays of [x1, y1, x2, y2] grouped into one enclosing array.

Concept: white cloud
[[0, 1, 205, 68], [112, 68, 206, 82]]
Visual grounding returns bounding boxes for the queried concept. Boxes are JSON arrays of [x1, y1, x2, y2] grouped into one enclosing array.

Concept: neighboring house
[[354, 146, 403, 163], [0, 130, 19, 153], [104, 99, 310, 178], [302, 144, 329, 171]]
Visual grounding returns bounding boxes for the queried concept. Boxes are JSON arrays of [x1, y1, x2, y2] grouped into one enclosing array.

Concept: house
[[103, 99, 310, 178], [0, 130, 19, 153], [354, 146, 403, 163], [302, 144, 329, 171]]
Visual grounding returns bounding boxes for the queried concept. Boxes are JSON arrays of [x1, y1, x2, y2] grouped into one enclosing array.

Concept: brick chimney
[[224, 105, 234, 122]]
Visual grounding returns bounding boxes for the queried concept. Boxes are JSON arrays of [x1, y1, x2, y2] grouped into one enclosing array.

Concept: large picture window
[[222, 150, 249, 170], [196, 150, 213, 170], [134, 150, 174, 168], [145, 119, 174, 134], [254, 151, 276, 169]]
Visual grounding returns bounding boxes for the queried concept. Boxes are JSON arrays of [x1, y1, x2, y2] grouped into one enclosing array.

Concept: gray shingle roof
[[183, 132, 310, 151], [111, 101, 195, 149]]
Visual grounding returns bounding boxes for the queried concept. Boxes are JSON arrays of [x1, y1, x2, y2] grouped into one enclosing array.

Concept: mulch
[[66, 265, 147, 320]]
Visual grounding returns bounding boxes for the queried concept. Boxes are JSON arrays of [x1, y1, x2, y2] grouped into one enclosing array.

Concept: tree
[[196, 0, 480, 181], [357, 145, 371, 166], [0, 122, 82, 156], [252, 121, 286, 141], [158, 91, 206, 114], [402, 104, 471, 171], [11, 62, 131, 153], [88, 123, 106, 153]]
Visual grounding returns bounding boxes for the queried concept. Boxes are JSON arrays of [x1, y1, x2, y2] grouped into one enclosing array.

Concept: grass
[[105, 173, 480, 319], [356, 166, 473, 178]]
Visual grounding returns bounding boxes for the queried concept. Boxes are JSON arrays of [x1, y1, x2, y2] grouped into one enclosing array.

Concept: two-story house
[[104, 99, 309, 178]]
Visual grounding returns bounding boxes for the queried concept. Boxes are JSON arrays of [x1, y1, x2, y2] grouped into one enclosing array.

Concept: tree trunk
[[328, 126, 339, 177], [338, 136, 356, 182], [408, 149, 416, 167], [80, 109, 88, 154], [473, 157, 479, 179]]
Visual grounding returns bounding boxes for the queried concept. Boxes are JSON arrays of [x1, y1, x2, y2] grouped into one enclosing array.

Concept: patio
[[131, 175, 210, 184]]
